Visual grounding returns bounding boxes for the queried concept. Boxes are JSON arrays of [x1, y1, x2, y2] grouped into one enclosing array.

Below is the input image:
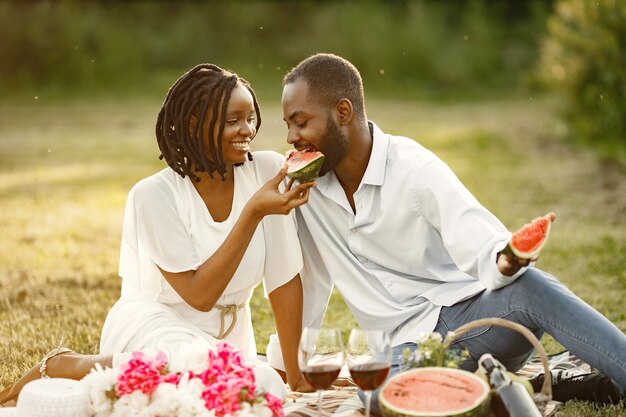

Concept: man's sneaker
[[552, 362, 591, 386], [530, 367, 625, 405]]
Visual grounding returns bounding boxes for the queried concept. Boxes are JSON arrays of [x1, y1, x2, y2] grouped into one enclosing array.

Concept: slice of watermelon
[[505, 213, 553, 259], [379, 367, 491, 417], [285, 148, 325, 182]]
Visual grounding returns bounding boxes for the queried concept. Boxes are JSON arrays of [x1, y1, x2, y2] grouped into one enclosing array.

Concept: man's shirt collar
[[315, 121, 389, 212], [361, 121, 389, 187]]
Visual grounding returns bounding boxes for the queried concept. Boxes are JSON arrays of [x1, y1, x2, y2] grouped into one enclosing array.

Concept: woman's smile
[[230, 140, 251, 152]]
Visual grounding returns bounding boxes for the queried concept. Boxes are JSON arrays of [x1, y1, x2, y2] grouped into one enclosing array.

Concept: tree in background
[[0, 0, 551, 99], [538, 0, 626, 156]]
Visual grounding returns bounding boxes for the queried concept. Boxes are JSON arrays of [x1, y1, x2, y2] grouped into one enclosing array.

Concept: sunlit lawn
[[0, 95, 624, 416]]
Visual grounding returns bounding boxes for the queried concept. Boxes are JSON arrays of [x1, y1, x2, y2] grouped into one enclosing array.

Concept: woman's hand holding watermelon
[[498, 212, 556, 276], [246, 164, 317, 220]]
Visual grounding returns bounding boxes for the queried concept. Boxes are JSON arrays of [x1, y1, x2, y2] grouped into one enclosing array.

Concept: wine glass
[[298, 327, 345, 416], [346, 328, 392, 417]]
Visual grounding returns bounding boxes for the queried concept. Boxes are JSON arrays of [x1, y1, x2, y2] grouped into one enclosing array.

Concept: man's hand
[[498, 212, 556, 276], [332, 377, 357, 388], [290, 376, 316, 393], [290, 376, 355, 392], [497, 251, 535, 276]]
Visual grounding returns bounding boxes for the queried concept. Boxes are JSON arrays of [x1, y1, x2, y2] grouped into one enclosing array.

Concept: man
[[279, 53, 625, 409]]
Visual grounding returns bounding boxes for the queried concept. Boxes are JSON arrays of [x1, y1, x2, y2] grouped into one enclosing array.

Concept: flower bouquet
[[81, 342, 284, 417], [399, 332, 470, 369]]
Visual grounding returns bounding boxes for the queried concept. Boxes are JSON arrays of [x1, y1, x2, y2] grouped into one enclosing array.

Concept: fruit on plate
[[379, 367, 491, 417], [285, 148, 325, 182]]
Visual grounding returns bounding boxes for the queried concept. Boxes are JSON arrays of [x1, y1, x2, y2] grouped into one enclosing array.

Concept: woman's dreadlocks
[[156, 64, 261, 182]]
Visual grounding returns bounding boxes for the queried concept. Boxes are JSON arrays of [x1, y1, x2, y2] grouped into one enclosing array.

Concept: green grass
[[0, 96, 625, 416]]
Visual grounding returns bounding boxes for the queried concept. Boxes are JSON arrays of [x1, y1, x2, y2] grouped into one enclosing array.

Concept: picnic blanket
[[283, 351, 591, 417]]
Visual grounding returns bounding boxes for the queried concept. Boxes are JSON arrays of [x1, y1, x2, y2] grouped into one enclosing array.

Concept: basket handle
[[450, 317, 552, 399]]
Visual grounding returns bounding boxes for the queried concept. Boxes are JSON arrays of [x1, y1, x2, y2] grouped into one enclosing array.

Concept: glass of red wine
[[346, 328, 391, 417], [298, 327, 345, 416]]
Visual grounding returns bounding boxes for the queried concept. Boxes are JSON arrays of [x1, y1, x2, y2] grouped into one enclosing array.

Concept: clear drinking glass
[[298, 327, 345, 416], [346, 328, 392, 417]]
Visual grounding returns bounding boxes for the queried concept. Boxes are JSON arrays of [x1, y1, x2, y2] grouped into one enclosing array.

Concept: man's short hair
[[283, 53, 366, 121]]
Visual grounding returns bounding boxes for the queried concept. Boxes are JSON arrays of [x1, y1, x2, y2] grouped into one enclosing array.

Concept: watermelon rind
[[508, 214, 552, 259], [379, 367, 491, 417], [286, 150, 325, 182]]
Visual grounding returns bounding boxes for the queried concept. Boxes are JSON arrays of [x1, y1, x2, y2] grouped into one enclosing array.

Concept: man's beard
[[317, 115, 348, 176]]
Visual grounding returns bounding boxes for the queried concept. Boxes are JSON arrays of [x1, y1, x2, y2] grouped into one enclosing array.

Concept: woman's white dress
[[99, 151, 302, 397]]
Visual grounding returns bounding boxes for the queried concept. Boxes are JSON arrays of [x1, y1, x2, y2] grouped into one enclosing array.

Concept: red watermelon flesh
[[379, 367, 490, 417], [508, 214, 553, 259], [285, 148, 325, 182]]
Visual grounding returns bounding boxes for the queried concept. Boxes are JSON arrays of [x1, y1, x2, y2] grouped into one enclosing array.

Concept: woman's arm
[[160, 168, 316, 312], [269, 275, 313, 392]]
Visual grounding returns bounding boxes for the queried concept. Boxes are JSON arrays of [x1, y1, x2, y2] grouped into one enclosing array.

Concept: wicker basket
[[451, 317, 552, 416]]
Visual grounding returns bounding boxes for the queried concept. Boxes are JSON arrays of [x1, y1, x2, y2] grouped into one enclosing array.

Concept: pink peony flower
[[202, 343, 255, 389], [116, 351, 168, 396], [95, 343, 269, 417], [265, 393, 285, 417], [201, 380, 245, 417], [202, 373, 258, 417], [161, 370, 186, 385]]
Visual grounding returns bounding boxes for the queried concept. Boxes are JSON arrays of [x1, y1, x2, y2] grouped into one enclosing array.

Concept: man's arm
[[269, 275, 313, 392]]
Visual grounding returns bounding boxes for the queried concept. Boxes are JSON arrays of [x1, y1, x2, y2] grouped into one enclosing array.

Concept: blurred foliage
[[0, 0, 552, 100], [538, 0, 626, 156]]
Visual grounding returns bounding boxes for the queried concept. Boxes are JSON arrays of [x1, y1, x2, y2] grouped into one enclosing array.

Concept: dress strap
[[213, 302, 246, 339]]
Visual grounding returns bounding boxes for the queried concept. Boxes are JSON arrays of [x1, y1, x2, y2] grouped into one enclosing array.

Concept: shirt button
[[349, 228, 356, 234]]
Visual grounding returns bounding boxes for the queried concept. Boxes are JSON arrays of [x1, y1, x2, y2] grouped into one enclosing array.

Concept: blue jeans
[[363, 268, 626, 415]]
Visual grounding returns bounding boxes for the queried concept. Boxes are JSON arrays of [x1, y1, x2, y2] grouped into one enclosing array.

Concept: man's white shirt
[[296, 121, 528, 346]]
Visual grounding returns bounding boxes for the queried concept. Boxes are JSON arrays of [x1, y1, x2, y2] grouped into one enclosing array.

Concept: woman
[[0, 63, 313, 405]]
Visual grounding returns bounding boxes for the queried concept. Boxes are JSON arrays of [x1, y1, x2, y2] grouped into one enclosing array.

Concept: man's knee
[[510, 268, 565, 296]]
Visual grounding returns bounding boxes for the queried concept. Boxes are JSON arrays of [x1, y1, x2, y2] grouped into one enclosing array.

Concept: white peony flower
[[250, 403, 273, 417], [80, 362, 118, 416], [169, 344, 212, 374], [234, 402, 252, 417], [177, 374, 206, 398], [172, 376, 212, 417], [146, 383, 181, 417], [177, 397, 214, 417], [110, 391, 150, 417]]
